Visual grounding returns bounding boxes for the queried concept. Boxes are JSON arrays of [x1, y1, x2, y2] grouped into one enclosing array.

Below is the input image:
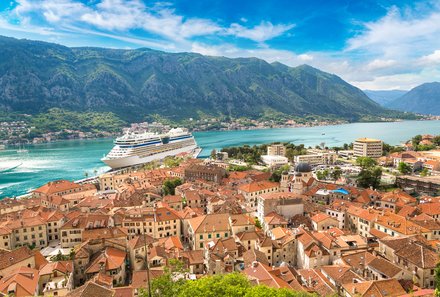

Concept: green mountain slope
[[385, 82, 440, 115], [0, 35, 399, 122]]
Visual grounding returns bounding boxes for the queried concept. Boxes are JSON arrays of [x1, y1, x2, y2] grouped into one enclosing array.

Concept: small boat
[[0, 144, 5, 150], [17, 143, 29, 153], [322, 132, 326, 135]]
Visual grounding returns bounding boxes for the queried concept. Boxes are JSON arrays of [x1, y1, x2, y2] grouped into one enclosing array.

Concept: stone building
[[184, 164, 227, 184]]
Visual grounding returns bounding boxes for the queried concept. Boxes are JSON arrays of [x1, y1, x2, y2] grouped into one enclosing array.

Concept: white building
[[261, 155, 288, 167], [294, 151, 337, 166], [257, 192, 304, 225]]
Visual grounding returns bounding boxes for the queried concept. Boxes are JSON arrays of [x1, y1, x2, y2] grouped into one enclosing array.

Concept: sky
[[1, 0, 440, 90]]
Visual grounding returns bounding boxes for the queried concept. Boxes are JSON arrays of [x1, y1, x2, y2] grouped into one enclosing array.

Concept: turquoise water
[[1, 120, 439, 198]]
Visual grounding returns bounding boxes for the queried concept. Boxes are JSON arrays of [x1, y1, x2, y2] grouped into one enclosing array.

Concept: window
[[199, 235, 203, 240], [216, 233, 220, 238]]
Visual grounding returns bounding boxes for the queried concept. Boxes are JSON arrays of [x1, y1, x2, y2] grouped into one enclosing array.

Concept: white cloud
[[80, 0, 143, 30], [298, 54, 313, 62], [347, 5, 440, 58], [350, 70, 439, 91], [3, 0, 440, 91], [15, 0, 89, 23], [191, 42, 314, 67], [226, 21, 294, 43], [9, 0, 293, 44], [0, 17, 62, 36], [419, 49, 440, 64], [366, 59, 397, 71]]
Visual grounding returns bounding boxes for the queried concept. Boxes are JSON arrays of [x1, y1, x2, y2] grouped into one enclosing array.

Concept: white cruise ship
[[101, 128, 199, 169]]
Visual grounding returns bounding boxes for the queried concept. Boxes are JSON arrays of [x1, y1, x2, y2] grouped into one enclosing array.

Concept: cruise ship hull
[[101, 144, 199, 169]]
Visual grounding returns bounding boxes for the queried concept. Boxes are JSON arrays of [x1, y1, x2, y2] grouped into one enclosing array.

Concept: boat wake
[[0, 162, 22, 173]]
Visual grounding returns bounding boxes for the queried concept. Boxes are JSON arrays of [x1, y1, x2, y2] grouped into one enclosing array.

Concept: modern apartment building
[[267, 144, 286, 156], [294, 151, 337, 165], [353, 138, 383, 158]]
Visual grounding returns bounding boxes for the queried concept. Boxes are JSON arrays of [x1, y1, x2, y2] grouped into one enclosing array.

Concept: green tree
[[254, 217, 262, 229], [357, 166, 382, 189], [245, 285, 312, 297], [433, 135, 440, 146], [331, 167, 343, 181], [356, 157, 377, 169], [145, 272, 314, 297], [435, 262, 440, 297], [269, 164, 290, 182], [178, 273, 251, 297], [397, 162, 412, 175], [163, 178, 183, 196], [210, 149, 217, 159], [229, 165, 251, 172], [316, 170, 329, 180], [51, 251, 68, 262], [412, 134, 422, 147], [420, 168, 430, 177], [144, 160, 160, 170], [164, 156, 182, 168], [142, 259, 188, 297]]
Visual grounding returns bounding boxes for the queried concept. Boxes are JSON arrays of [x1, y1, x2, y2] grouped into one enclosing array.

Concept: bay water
[[1, 120, 439, 198]]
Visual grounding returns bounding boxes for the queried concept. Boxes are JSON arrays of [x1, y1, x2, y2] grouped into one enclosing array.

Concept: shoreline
[[1, 119, 440, 199], [3, 118, 437, 149]]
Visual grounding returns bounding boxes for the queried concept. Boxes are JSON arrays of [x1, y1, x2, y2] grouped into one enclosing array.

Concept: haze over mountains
[[385, 82, 440, 115], [0, 36, 406, 122], [363, 90, 407, 106], [363, 83, 440, 115]]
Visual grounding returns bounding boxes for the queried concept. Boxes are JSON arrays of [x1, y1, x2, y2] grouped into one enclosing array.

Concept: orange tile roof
[[39, 260, 73, 276], [188, 213, 230, 233], [0, 246, 34, 271], [0, 267, 39, 297], [419, 202, 440, 216], [375, 212, 430, 235], [33, 180, 81, 195], [297, 268, 335, 296], [238, 181, 279, 193], [85, 247, 126, 274], [342, 279, 405, 297], [311, 213, 332, 223], [131, 270, 163, 289], [243, 262, 296, 290]]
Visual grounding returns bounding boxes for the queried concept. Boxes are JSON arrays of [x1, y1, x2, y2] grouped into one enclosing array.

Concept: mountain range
[[0, 35, 404, 122], [363, 90, 407, 106], [384, 82, 440, 115]]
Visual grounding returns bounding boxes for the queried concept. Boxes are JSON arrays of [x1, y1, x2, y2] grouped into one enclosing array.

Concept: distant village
[[0, 135, 440, 296], [0, 117, 348, 146]]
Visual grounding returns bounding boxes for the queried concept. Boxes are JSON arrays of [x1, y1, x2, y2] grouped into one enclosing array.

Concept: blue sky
[[1, 0, 440, 90]]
